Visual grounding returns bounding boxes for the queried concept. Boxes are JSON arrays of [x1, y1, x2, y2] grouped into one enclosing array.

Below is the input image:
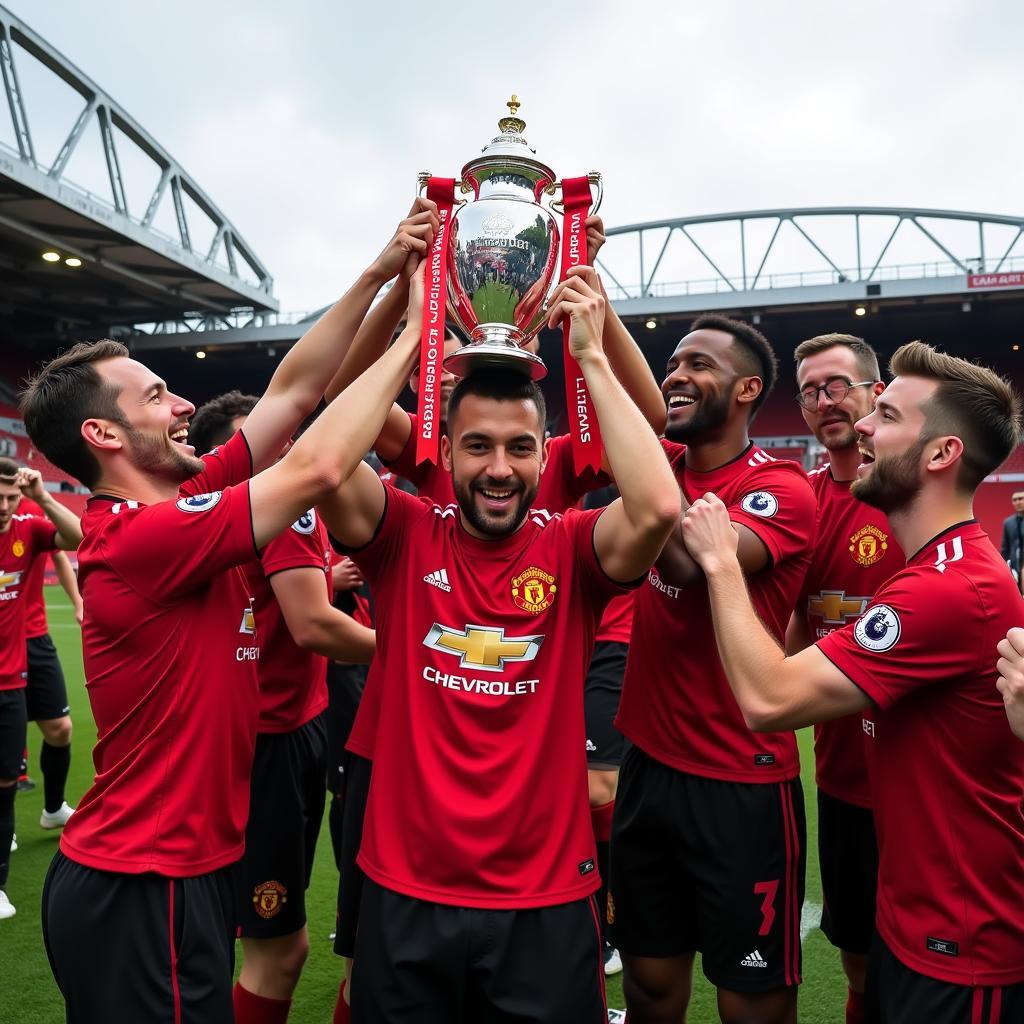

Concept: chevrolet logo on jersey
[[808, 590, 869, 626], [423, 623, 544, 672], [0, 570, 23, 592]]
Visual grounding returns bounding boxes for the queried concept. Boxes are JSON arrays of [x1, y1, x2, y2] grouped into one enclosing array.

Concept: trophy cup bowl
[[419, 98, 601, 381]]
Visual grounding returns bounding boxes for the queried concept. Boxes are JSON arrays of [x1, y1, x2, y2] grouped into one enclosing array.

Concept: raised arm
[[246, 272, 426, 549], [601, 297, 666, 437], [323, 278, 414, 463], [270, 567, 376, 664], [681, 493, 870, 730], [547, 266, 678, 582], [242, 201, 437, 472], [16, 470, 81, 550], [52, 550, 83, 625], [583, 217, 665, 439]]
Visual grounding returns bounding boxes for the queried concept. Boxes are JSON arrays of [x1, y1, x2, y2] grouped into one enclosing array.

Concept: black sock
[[0, 784, 15, 888], [329, 793, 345, 871], [41, 742, 71, 814]]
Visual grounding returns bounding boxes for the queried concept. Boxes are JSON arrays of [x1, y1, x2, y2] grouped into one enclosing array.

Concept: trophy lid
[[461, 95, 556, 186]]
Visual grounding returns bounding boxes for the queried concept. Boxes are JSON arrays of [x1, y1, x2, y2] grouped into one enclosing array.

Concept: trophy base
[[443, 324, 547, 381]]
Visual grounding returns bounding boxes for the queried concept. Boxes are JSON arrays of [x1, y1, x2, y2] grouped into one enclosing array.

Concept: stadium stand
[[0, 400, 89, 517]]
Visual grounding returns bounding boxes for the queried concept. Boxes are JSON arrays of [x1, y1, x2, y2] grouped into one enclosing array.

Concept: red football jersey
[[349, 419, 612, 760], [384, 412, 609, 509], [0, 513, 57, 690], [803, 466, 904, 807], [60, 433, 262, 877], [348, 488, 626, 908], [617, 441, 816, 782], [595, 591, 634, 644], [818, 521, 1024, 986], [16, 497, 49, 638], [249, 509, 331, 733]]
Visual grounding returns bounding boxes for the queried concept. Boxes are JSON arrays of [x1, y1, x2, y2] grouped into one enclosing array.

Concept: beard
[[850, 438, 925, 514], [663, 389, 732, 443], [453, 473, 536, 538], [124, 425, 205, 484]]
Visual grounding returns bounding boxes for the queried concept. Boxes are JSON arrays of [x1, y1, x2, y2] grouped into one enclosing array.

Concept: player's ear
[[81, 418, 124, 453], [736, 375, 763, 407], [540, 435, 550, 475], [925, 434, 964, 476], [441, 433, 453, 473]]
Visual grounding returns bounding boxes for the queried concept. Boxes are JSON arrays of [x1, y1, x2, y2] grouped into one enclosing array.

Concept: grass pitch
[[2, 588, 846, 1022]]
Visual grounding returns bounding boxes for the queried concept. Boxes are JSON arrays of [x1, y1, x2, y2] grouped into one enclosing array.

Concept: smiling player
[[21, 206, 443, 1024], [320, 264, 678, 1023], [684, 341, 1024, 1024], [786, 333, 904, 1024], [610, 315, 816, 1024]]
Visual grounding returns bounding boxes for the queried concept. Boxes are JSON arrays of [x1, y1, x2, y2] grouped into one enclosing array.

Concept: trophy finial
[[498, 94, 526, 135]]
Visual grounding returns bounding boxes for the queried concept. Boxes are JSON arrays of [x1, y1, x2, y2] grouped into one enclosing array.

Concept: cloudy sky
[[4, 0, 1023, 312]]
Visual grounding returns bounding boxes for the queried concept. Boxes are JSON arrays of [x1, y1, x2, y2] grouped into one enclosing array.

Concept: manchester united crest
[[12, 540, 24, 558], [849, 524, 888, 567], [252, 880, 288, 919], [511, 566, 557, 614]]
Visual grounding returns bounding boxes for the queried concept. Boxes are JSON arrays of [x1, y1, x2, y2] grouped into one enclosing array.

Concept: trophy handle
[[416, 171, 469, 205], [548, 171, 603, 215]]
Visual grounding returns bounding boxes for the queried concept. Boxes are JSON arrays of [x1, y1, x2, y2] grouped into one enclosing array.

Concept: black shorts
[[43, 850, 236, 1024], [818, 789, 878, 955], [334, 752, 371, 958], [235, 712, 327, 938], [325, 663, 367, 799], [352, 879, 606, 1024], [0, 689, 28, 781], [25, 633, 70, 721], [865, 935, 1024, 1024], [584, 641, 628, 769], [610, 745, 806, 993]]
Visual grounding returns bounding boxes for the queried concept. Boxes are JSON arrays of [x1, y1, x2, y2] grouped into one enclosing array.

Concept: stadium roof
[[0, 4, 277, 348]]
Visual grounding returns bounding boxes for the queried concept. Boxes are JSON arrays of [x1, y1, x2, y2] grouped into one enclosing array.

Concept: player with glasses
[[796, 377, 879, 410]]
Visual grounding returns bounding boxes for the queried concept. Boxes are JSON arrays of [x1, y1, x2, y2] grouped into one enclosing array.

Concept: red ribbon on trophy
[[558, 176, 603, 474], [416, 177, 456, 465]]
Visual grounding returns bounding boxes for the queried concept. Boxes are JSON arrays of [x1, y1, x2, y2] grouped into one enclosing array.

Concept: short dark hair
[[446, 371, 546, 436], [188, 391, 258, 455], [890, 340, 1022, 491], [0, 457, 18, 481], [20, 339, 130, 489], [690, 313, 778, 417], [793, 333, 881, 382]]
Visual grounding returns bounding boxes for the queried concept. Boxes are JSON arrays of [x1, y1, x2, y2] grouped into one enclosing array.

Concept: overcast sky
[[4, 0, 1023, 312]]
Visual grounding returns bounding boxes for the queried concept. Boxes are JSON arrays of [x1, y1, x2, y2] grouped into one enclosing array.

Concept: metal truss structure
[[596, 207, 1024, 317], [0, 3, 275, 336]]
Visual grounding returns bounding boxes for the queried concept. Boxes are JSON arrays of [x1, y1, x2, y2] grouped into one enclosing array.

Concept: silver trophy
[[419, 97, 602, 380]]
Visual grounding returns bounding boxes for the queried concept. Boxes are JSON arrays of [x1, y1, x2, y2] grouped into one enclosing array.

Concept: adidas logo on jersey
[[424, 568, 452, 593], [740, 949, 768, 968]]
